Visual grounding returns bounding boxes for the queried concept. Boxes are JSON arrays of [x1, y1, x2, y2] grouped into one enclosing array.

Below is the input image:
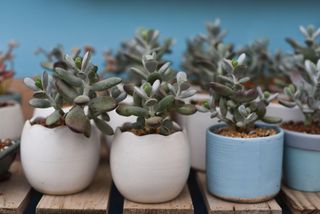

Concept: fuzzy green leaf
[[65, 106, 91, 137], [91, 77, 122, 91]]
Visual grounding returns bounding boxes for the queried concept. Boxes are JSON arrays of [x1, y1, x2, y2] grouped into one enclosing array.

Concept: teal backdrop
[[0, 0, 319, 77]]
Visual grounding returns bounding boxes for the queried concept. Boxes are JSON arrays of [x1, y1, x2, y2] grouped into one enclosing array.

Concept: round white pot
[[110, 129, 190, 203], [266, 103, 304, 122], [0, 101, 24, 140], [175, 93, 218, 171], [20, 121, 100, 195], [105, 96, 136, 147], [33, 106, 72, 118]]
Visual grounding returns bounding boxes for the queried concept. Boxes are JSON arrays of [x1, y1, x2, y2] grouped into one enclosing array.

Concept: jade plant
[[182, 19, 234, 91], [279, 59, 320, 125], [0, 40, 18, 95], [102, 27, 174, 82], [116, 52, 197, 136], [35, 44, 95, 71], [24, 51, 125, 137], [197, 53, 282, 133]]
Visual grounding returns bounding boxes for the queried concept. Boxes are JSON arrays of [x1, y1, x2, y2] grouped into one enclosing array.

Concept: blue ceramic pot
[[206, 124, 284, 203], [0, 91, 22, 103], [283, 129, 320, 192], [0, 140, 20, 181]]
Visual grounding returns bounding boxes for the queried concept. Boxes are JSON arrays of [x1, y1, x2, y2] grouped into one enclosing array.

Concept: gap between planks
[[281, 185, 320, 214], [0, 161, 32, 214], [123, 186, 194, 214], [36, 163, 112, 214], [196, 172, 282, 214]]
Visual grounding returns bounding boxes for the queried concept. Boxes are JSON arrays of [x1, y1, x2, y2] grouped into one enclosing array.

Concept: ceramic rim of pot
[[207, 123, 284, 142], [0, 91, 22, 103], [284, 128, 320, 151]]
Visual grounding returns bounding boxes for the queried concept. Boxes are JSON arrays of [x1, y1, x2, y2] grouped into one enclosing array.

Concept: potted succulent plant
[[33, 44, 95, 118], [238, 39, 304, 123], [279, 59, 320, 192], [110, 53, 197, 203], [202, 54, 284, 202], [0, 40, 24, 140], [102, 28, 174, 145], [21, 51, 124, 195], [0, 139, 20, 181], [179, 19, 234, 171]]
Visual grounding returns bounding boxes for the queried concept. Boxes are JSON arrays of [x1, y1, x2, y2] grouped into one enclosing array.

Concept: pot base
[[209, 191, 278, 203]]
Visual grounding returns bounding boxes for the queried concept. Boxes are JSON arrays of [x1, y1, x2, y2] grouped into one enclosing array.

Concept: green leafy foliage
[[182, 19, 235, 91], [102, 27, 174, 83], [279, 59, 320, 125], [24, 51, 124, 137], [198, 54, 282, 133], [116, 52, 197, 136]]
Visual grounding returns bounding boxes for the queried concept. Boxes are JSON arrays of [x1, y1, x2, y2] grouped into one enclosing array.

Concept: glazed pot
[[0, 140, 20, 181], [0, 101, 24, 140], [110, 129, 190, 203], [175, 93, 217, 171], [266, 103, 304, 122], [206, 124, 284, 203], [283, 129, 320, 192], [20, 121, 100, 195], [0, 91, 22, 103]]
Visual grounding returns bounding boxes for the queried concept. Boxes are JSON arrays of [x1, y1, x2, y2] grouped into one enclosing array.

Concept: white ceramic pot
[[110, 129, 190, 203], [266, 103, 304, 122], [176, 93, 218, 171], [105, 96, 136, 147], [0, 101, 24, 140], [20, 121, 100, 195], [32, 106, 72, 118]]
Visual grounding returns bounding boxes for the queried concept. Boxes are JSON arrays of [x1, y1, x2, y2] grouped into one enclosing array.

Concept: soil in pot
[[217, 127, 277, 138], [30, 117, 65, 129], [282, 121, 320, 135]]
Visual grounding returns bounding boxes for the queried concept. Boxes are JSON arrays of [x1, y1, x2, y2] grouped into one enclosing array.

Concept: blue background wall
[[0, 0, 319, 77]]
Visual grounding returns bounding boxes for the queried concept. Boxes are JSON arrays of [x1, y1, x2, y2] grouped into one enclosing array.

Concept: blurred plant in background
[[182, 19, 234, 91], [0, 40, 18, 95], [102, 27, 174, 84]]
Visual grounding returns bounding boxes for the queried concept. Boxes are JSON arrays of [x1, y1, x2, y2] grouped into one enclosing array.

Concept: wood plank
[[0, 161, 32, 214], [123, 186, 194, 214], [10, 79, 33, 120], [196, 172, 282, 214], [36, 163, 112, 214], [281, 185, 320, 214]]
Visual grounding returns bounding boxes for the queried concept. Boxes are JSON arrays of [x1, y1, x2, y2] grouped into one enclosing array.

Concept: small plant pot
[[0, 101, 24, 140], [0, 140, 20, 181], [20, 121, 100, 195], [266, 103, 304, 122], [283, 129, 320, 192], [175, 93, 218, 171], [110, 129, 190, 203], [0, 91, 22, 103], [206, 124, 284, 203], [105, 96, 136, 147]]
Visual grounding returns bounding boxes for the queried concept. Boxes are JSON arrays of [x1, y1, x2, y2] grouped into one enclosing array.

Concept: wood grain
[[36, 163, 112, 214], [0, 161, 32, 214], [10, 79, 33, 119], [281, 185, 320, 214], [196, 173, 282, 214], [123, 186, 194, 214]]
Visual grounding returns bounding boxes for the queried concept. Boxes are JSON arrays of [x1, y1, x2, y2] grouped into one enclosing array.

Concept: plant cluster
[[24, 51, 125, 137], [182, 19, 234, 90], [35, 44, 95, 71], [280, 59, 320, 125], [198, 54, 281, 133], [102, 27, 174, 83], [0, 40, 18, 95], [116, 52, 197, 135]]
